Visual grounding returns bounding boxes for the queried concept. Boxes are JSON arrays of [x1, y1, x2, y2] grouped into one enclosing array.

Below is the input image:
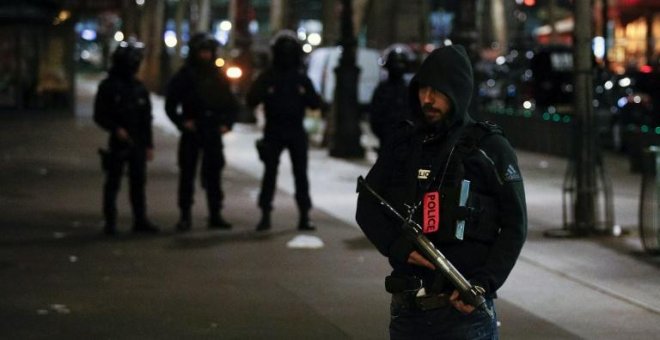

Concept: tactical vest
[[414, 121, 504, 245]]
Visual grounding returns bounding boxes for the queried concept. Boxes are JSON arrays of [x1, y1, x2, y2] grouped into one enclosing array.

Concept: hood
[[409, 45, 474, 129]]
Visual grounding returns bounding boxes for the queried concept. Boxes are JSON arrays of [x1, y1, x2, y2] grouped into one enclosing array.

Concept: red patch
[[423, 191, 440, 234]]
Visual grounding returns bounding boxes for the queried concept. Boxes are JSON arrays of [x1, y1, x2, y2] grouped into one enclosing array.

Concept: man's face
[[197, 49, 213, 61], [418, 86, 451, 124]]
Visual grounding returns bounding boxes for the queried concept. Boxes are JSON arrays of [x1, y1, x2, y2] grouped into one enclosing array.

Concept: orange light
[[226, 66, 242, 79], [523, 0, 536, 6]]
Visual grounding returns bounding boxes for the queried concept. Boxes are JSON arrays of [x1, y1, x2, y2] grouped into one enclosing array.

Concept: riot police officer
[[246, 30, 321, 231], [94, 40, 159, 235], [356, 45, 527, 339], [165, 33, 239, 232], [369, 44, 415, 149]]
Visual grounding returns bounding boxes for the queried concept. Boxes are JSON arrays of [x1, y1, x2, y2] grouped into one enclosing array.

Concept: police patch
[[418, 169, 431, 179], [503, 164, 522, 182]]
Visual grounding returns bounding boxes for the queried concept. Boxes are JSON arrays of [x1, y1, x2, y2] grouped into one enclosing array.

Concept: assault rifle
[[357, 176, 493, 318]]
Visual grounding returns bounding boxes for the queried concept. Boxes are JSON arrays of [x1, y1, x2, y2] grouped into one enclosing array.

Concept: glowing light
[[307, 33, 322, 46], [297, 29, 307, 41], [164, 31, 177, 48], [114, 31, 124, 42], [523, 101, 533, 110], [496, 56, 506, 65], [593, 37, 605, 59], [302, 44, 313, 53], [633, 95, 642, 104], [58, 10, 71, 22], [219, 20, 232, 31], [640, 65, 652, 73], [618, 77, 631, 87], [226, 66, 242, 79], [617, 97, 628, 108], [81, 29, 96, 41], [604, 80, 613, 90], [136, 0, 145, 6], [215, 58, 225, 67]]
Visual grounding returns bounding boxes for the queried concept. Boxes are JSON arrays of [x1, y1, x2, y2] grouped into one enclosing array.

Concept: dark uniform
[[369, 44, 414, 148], [94, 40, 159, 235], [246, 31, 321, 231], [165, 33, 239, 231], [356, 45, 527, 339]]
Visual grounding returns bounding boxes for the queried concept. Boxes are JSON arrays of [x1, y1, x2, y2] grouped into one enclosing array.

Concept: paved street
[[0, 74, 659, 339]]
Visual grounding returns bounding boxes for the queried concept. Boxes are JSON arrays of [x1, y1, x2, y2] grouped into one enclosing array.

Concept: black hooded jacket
[[355, 45, 527, 297]]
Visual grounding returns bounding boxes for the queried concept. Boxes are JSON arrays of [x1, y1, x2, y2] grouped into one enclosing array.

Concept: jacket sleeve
[[302, 76, 321, 110], [164, 72, 185, 131], [93, 79, 117, 132], [355, 133, 416, 264], [470, 134, 527, 294], [142, 86, 154, 148], [218, 72, 239, 129], [246, 72, 267, 109]]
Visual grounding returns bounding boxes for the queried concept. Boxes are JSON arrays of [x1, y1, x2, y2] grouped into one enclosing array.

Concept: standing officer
[[356, 45, 527, 339], [369, 44, 415, 149], [165, 33, 239, 232], [246, 30, 321, 231], [94, 40, 159, 235]]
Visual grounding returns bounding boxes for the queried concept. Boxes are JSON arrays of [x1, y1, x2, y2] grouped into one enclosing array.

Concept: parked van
[[306, 46, 381, 111]]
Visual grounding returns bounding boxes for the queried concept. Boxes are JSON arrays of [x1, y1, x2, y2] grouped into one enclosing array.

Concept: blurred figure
[[165, 33, 239, 232], [369, 44, 415, 149], [246, 30, 321, 232], [94, 40, 159, 235]]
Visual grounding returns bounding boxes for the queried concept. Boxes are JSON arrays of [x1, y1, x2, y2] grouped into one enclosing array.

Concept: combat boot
[[208, 215, 232, 230], [176, 210, 192, 232], [103, 222, 117, 236], [297, 211, 316, 231], [255, 211, 271, 232], [133, 219, 160, 234]]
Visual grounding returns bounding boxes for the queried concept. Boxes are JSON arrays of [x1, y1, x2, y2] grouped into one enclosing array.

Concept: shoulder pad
[[459, 121, 505, 150], [474, 120, 503, 135]]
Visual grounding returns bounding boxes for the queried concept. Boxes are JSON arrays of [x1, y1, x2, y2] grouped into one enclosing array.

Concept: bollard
[[639, 145, 660, 254]]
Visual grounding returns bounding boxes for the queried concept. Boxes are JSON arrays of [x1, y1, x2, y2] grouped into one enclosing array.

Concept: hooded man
[[94, 40, 159, 235], [165, 33, 239, 232], [246, 30, 321, 232], [356, 45, 527, 339]]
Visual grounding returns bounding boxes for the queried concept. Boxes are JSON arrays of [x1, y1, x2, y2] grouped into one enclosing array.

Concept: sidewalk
[[0, 74, 658, 339]]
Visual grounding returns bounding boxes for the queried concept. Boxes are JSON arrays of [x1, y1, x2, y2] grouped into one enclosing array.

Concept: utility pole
[[329, 0, 364, 159], [546, 0, 615, 238], [573, 0, 597, 234]]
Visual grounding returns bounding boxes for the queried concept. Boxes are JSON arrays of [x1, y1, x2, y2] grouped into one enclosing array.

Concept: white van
[[306, 46, 382, 108]]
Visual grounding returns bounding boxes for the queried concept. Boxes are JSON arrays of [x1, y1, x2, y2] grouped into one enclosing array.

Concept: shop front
[[0, 1, 75, 112]]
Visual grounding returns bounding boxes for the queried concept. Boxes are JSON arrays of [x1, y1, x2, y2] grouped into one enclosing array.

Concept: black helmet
[[187, 33, 220, 64], [270, 30, 302, 70], [379, 43, 415, 75], [111, 39, 144, 75]]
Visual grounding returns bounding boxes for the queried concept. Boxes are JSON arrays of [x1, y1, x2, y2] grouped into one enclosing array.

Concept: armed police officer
[[165, 33, 239, 232], [356, 45, 527, 339], [94, 40, 159, 235], [369, 44, 415, 149], [246, 31, 321, 232]]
